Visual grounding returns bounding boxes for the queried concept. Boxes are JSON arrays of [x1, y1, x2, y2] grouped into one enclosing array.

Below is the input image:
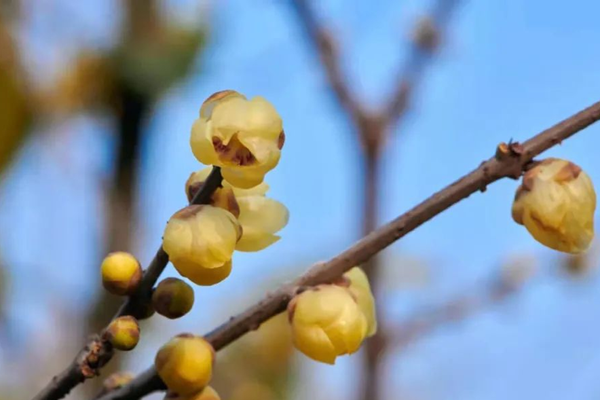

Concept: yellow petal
[[244, 96, 283, 141], [235, 196, 289, 252], [200, 90, 246, 119], [181, 260, 232, 286], [344, 267, 378, 337], [235, 230, 280, 252], [163, 206, 241, 284], [190, 118, 218, 165]]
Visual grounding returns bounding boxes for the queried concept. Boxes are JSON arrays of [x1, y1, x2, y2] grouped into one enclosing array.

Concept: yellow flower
[[288, 285, 368, 364], [512, 158, 596, 254], [101, 252, 142, 296], [163, 205, 241, 286], [186, 167, 289, 252], [190, 90, 285, 189], [155, 334, 215, 396], [343, 267, 378, 337]]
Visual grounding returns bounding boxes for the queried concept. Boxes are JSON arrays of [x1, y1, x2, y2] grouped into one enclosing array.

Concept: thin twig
[[31, 168, 223, 400], [393, 277, 521, 351], [96, 100, 600, 400], [289, 0, 368, 130], [382, 0, 462, 127]]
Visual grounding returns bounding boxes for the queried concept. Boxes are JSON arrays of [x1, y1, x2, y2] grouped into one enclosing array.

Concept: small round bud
[[152, 278, 195, 319], [101, 252, 142, 296], [102, 372, 134, 393], [104, 316, 140, 351], [165, 386, 220, 400], [155, 334, 215, 395], [136, 300, 156, 320]]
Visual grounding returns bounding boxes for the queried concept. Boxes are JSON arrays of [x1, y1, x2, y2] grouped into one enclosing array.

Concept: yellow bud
[[163, 205, 241, 286], [101, 252, 142, 296], [343, 267, 378, 336], [185, 169, 240, 218], [190, 90, 284, 189], [105, 316, 140, 351], [165, 386, 220, 400], [102, 372, 134, 393], [512, 158, 596, 254], [152, 278, 195, 319], [155, 334, 215, 396], [288, 285, 368, 364]]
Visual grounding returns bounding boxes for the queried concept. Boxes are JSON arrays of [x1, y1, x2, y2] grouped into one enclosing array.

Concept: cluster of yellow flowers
[[163, 90, 288, 286], [96, 91, 598, 398], [512, 158, 596, 254]]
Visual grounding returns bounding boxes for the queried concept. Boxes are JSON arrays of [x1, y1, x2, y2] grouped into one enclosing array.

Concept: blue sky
[[2, 0, 600, 399]]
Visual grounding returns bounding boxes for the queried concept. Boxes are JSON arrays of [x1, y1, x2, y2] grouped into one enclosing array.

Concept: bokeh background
[[2, 0, 600, 399]]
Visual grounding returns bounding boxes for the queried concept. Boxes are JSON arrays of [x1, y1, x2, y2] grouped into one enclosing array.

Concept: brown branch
[[31, 167, 224, 400], [289, 0, 368, 131], [362, 2, 462, 399], [96, 100, 600, 400]]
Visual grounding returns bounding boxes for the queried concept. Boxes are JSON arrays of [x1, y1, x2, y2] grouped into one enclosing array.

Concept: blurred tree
[[42, 0, 206, 393], [212, 314, 295, 400]]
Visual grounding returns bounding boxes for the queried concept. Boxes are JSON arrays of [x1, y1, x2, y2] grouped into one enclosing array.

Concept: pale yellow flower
[[288, 285, 368, 364], [190, 90, 284, 189], [186, 167, 289, 252], [163, 205, 241, 286], [155, 334, 215, 396], [343, 267, 378, 336], [512, 158, 596, 254]]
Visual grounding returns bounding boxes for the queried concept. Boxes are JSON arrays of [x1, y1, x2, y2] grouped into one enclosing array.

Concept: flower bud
[[512, 158, 596, 254], [152, 278, 195, 319], [190, 90, 284, 189], [164, 386, 220, 400], [342, 267, 378, 337], [288, 285, 368, 364], [163, 205, 241, 286], [185, 169, 240, 218], [155, 334, 215, 396], [104, 316, 140, 351], [136, 300, 156, 320], [102, 372, 134, 393], [186, 167, 289, 252], [101, 252, 142, 296]]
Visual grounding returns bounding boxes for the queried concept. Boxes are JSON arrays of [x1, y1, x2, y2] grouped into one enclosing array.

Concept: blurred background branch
[[289, 1, 462, 398]]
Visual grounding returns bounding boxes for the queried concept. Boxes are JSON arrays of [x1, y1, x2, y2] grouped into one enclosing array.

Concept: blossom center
[[212, 134, 256, 166]]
